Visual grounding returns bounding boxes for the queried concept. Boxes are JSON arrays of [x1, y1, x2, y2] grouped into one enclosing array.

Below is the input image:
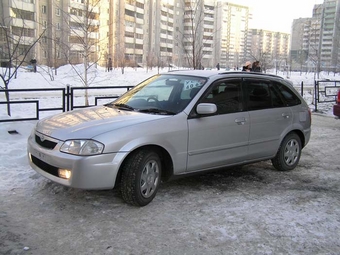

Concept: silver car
[[27, 70, 311, 206]]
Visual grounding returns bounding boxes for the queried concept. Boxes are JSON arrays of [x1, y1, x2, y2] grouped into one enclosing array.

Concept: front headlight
[[60, 140, 104, 155]]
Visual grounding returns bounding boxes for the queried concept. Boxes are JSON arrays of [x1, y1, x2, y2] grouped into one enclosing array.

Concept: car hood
[[36, 106, 170, 140]]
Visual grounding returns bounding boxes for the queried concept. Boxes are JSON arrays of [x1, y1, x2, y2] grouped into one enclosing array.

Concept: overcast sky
[[232, 0, 324, 33]]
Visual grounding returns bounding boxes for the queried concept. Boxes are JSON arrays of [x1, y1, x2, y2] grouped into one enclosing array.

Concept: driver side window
[[200, 80, 242, 115]]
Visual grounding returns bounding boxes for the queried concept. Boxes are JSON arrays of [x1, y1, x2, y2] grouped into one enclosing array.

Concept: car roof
[[164, 69, 284, 80]]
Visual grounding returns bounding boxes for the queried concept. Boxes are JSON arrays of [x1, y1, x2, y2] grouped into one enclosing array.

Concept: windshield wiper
[[111, 103, 135, 111], [138, 108, 176, 115]]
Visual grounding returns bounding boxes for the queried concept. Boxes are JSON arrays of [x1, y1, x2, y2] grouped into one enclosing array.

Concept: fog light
[[58, 169, 72, 179]]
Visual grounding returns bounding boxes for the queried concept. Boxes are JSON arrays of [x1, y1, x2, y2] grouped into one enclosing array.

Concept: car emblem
[[39, 134, 45, 142]]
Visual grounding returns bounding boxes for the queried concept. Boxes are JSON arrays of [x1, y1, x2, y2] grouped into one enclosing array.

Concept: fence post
[[314, 80, 318, 112], [300, 81, 303, 96], [66, 85, 70, 112]]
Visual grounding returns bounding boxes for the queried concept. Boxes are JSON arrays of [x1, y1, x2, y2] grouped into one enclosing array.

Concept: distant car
[[333, 89, 340, 118], [27, 70, 312, 206]]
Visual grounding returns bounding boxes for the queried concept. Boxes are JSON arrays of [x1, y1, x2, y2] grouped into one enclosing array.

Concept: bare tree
[[307, 23, 321, 79], [38, 24, 65, 81], [58, 0, 102, 106], [146, 51, 156, 72], [180, 0, 206, 69], [0, 6, 45, 116], [114, 45, 127, 74], [246, 50, 271, 73]]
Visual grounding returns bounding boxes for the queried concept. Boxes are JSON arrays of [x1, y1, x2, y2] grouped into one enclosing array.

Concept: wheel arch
[[289, 129, 306, 148], [114, 145, 174, 188]]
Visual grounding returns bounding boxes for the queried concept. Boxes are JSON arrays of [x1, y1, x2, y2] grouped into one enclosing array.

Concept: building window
[[42, 5, 47, 14], [56, 8, 60, 16], [57, 23, 60, 30]]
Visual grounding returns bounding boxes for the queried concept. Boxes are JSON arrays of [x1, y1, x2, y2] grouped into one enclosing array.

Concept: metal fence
[[314, 80, 340, 112], [0, 85, 133, 122], [1, 81, 339, 122]]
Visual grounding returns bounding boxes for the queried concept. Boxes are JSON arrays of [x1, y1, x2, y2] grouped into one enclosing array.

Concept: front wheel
[[271, 133, 302, 171], [120, 149, 162, 206]]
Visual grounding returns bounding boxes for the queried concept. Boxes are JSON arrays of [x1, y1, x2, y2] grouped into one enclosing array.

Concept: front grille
[[35, 135, 57, 149], [31, 155, 59, 177]]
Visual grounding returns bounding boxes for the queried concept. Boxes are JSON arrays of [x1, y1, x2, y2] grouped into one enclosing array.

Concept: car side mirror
[[196, 103, 217, 115]]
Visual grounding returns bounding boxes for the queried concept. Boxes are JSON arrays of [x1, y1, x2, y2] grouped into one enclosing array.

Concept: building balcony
[[135, 38, 143, 44], [70, 44, 85, 51], [70, 15, 100, 27], [125, 48, 143, 55], [136, 18, 144, 25], [12, 35, 35, 45], [161, 6, 173, 14], [125, 26, 134, 33], [10, 0, 34, 12], [160, 42, 173, 48], [125, 37, 134, 43], [136, 28, 143, 34], [88, 32, 99, 39], [11, 18, 35, 29], [70, 2, 99, 13]]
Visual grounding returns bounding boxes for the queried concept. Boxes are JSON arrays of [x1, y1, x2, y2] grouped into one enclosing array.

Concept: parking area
[[1, 113, 340, 255]]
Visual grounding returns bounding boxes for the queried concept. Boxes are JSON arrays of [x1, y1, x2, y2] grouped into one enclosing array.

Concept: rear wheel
[[121, 149, 161, 206], [271, 133, 301, 171]]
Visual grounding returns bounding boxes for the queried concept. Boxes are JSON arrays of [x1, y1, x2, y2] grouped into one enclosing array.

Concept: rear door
[[244, 79, 293, 160], [186, 78, 250, 172]]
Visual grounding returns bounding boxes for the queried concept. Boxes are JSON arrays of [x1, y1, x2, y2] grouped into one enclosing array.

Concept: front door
[[186, 79, 250, 172]]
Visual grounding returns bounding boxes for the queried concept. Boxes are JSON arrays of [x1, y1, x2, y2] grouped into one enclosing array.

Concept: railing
[[0, 85, 133, 122], [1, 81, 338, 122], [314, 80, 340, 112]]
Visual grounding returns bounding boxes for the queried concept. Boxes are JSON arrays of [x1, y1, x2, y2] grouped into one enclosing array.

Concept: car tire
[[120, 149, 162, 206], [271, 133, 301, 171]]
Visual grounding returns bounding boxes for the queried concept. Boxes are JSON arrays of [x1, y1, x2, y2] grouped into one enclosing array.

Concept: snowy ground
[[1, 66, 340, 254]]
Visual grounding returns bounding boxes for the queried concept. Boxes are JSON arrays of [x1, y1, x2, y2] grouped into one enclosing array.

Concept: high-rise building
[[0, 0, 37, 66], [290, 0, 340, 72], [0, 0, 290, 70], [215, 1, 250, 69], [248, 29, 290, 70]]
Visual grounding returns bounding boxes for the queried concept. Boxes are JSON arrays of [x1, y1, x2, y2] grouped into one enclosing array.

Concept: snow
[[1, 65, 340, 254]]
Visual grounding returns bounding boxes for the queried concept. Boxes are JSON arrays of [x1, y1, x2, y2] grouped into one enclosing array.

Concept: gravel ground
[[1, 114, 340, 255]]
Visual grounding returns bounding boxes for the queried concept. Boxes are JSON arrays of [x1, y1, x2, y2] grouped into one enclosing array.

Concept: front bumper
[[333, 104, 340, 118], [27, 134, 126, 190]]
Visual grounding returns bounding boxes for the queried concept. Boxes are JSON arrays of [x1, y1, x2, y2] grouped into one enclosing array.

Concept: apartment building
[[290, 0, 340, 72], [142, 0, 175, 68], [319, 0, 340, 72], [1, 0, 291, 70], [247, 29, 290, 70], [0, 0, 37, 66], [0, 0, 101, 68], [215, 1, 250, 69]]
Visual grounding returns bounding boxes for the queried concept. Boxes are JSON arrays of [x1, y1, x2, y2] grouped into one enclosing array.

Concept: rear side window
[[275, 82, 301, 106], [245, 79, 299, 110], [245, 80, 273, 110]]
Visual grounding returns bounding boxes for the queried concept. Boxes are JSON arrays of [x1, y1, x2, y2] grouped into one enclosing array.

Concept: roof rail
[[218, 71, 284, 79]]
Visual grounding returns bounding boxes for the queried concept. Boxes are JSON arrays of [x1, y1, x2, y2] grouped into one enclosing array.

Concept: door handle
[[282, 113, 290, 119], [235, 118, 246, 125]]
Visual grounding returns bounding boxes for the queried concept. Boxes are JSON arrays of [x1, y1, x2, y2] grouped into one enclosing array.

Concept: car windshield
[[108, 74, 207, 115]]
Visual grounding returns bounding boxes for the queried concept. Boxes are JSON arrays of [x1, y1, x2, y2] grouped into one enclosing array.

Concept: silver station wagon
[[27, 70, 311, 206]]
